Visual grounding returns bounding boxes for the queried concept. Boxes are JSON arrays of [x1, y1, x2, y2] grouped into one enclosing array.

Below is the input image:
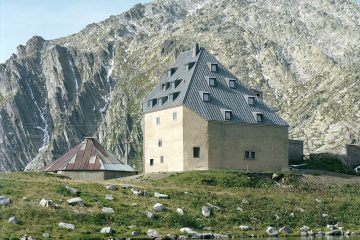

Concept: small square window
[[156, 117, 160, 125], [209, 78, 216, 87], [203, 93, 210, 102], [211, 64, 218, 72], [173, 112, 177, 120], [245, 151, 255, 160], [150, 159, 154, 166], [160, 156, 164, 163], [229, 80, 236, 88], [256, 114, 263, 122], [193, 147, 200, 158], [225, 111, 232, 120], [158, 139, 162, 147], [248, 97, 255, 105]]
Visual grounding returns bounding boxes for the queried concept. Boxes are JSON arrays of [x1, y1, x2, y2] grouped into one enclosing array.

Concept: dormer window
[[161, 96, 168, 105], [162, 82, 170, 91], [186, 62, 196, 71], [150, 98, 157, 107], [248, 96, 255, 105], [211, 64, 218, 72], [174, 79, 182, 88], [167, 67, 177, 77], [169, 92, 180, 102], [208, 77, 216, 87], [229, 79, 236, 88], [203, 92, 210, 102], [225, 110, 232, 120], [253, 113, 263, 122]]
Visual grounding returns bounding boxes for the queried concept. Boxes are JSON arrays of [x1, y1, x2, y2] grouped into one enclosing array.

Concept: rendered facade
[[143, 44, 289, 173]]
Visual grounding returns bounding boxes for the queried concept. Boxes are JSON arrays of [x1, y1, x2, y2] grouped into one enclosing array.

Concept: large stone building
[[142, 44, 289, 173]]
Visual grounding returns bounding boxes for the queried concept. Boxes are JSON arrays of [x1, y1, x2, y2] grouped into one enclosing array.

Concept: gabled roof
[[143, 45, 288, 126], [42, 138, 135, 172]]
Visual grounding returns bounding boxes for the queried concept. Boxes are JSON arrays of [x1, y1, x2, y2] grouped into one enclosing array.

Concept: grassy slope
[[0, 171, 359, 239]]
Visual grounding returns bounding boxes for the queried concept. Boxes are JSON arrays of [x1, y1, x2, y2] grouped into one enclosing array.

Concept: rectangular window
[[209, 77, 216, 87], [229, 79, 236, 88], [156, 117, 160, 125], [251, 151, 255, 159], [256, 113, 263, 122], [193, 147, 200, 158], [245, 151, 250, 159], [158, 139, 162, 147], [150, 159, 154, 166], [211, 64, 218, 72], [248, 96, 255, 105], [160, 156, 164, 163], [225, 111, 232, 120], [245, 151, 255, 160], [203, 92, 210, 102], [173, 112, 177, 120]]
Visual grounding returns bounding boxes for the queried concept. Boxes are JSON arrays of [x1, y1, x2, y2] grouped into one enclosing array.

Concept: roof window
[[186, 62, 196, 71], [169, 92, 180, 102], [208, 77, 216, 87], [167, 67, 177, 77], [209, 63, 218, 72], [253, 112, 263, 122], [226, 78, 236, 88], [224, 110, 232, 120], [202, 92, 210, 102], [174, 79, 182, 88], [161, 82, 170, 91], [150, 98, 157, 107], [248, 96, 255, 106]]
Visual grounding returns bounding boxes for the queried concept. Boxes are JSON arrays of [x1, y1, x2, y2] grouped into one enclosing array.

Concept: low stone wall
[[345, 144, 360, 167], [57, 171, 136, 181], [288, 139, 303, 163]]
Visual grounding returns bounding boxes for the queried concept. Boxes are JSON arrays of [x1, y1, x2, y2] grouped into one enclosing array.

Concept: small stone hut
[[42, 137, 136, 180]]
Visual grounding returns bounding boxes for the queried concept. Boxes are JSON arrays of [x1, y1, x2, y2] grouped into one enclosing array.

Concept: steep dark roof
[[42, 138, 135, 172], [143, 46, 288, 126]]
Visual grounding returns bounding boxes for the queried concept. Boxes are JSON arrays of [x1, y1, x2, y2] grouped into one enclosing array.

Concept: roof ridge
[[182, 47, 204, 104]]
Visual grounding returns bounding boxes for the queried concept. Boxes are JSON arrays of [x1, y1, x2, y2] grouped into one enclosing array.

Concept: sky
[[0, 0, 152, 63]]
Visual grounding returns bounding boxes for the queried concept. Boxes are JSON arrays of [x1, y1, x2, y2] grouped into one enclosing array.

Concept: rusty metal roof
[[42, 138, 135, 172]]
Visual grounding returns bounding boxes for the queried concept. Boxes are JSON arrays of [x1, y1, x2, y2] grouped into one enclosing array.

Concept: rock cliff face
[[0, 0, 359, 172]]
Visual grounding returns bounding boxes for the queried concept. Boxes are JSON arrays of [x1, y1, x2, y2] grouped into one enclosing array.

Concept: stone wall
[[345, 144, 360, 167], [58, 170, 134, 181], [288, 139, 304, 163]]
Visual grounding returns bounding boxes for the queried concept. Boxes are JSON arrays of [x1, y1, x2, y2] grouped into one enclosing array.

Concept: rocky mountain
[[0, 0, 359, 172]]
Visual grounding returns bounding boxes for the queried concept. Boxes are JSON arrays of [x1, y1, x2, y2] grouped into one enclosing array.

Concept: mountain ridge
[[0, 0, 359, 172]]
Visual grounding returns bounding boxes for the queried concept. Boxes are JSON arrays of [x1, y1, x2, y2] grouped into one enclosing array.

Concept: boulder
[[322, 213, 329, 217], [105, 194, 113, 201], [202, 206, 211, 217], [180, 227, 197, 234], [203, 227, 213, 231], [58, 222, 75, 230], [153, 203, 165, 211], [146, 211, 154, 219], [212, 233, 230, 238], [100, 227, 113, 234], [296, 207, 305, 213], [335, 222, 343, 228], [236, 207, 244, 212], [131, 188, 142, 195], [132, 231, 140, 236], [266, 226, 278, 236], [242, 199, 249, 204], [67, 197, 84, 206], [166, 234, 176, 240], [121, 184, 131, 189], [106, 184, 117, 191], [20, 236, 35, 240], [101, 207, 114, 214], [272, 172, 284, 181], [65, 186, 79, 195], [147, 229, 160, 238], [279, 226, 293, 234], [176, 208, 184, 215], [42, 233, 50, 238], [154, 192, 169, 198], [39, 198, 53, 207], [8, 216, 18, 224], [0, 196, 10, 206], [206, 202, 221, 210], [315, 198, 321, 203], [239, 225, 251, 231]]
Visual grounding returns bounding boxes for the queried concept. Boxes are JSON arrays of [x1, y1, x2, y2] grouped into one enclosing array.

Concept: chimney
[[192, 42, 200, 57]]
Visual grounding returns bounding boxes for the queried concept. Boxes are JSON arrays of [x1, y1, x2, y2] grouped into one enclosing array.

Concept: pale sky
[[0, 0, 152, 63]]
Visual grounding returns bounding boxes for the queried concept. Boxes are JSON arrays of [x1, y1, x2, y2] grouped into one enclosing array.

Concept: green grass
[[0, 170, 359, 239], [295, 157, 358, 175]]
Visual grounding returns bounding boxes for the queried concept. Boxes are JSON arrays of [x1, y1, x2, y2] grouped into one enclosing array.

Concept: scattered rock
[[147, 229, 160, 238], [176, 208, 184, 215], [67, 197, 84, 206], [146, 211, 154, 219], [300, 226, 311, 236], [105, 194, 113, 201], [203, 227, 213, 231], [100, 227, 113, 234], [296, 206, 305, 213], [202, 206, 211, 217], [166, 234, 176, 240], [106, 184, 117, 191], [58, 222, 75, 230], [334, 222, 343, 228], [131, 188, 142, 195], [153, 203, 165, 211], [0, 196, 10, 206], [65, 186, 79, 195], [121, 184, 131, 189], [131, 203, 138, 206], [326, 229, 343, 236], [128, 225, 136, 229], [154, 192, 169, 198], [132, 231, 140, 236], [8, 216, 18, 224], [289, 212, 295, 217], [266, 226, 278, 236], [242, 199, 249, 204], [206, 202, 221, 210], [22, 197, 29, 201], [39, 198, 53, 207], [101, 207, 114, 214], [212, 233, 230, 238], [20, 235, 35, 240], [236, 207, 244, 212], [279, 226, 293, 234], [239, 225, 252, 231], [322, 213, 329, 217], [42, 232, 50, 238], [315, 198, 321, 203], [180, 227, 197, 234], [274, 213, 280, 220], [272, 172, 284, 181]]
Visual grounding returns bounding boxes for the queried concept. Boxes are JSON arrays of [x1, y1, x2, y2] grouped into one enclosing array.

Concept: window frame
[[244, 151, 256, 160], [203, 92, 210, 102], [150, 159, 154, 166], [211, 64, 218, 72], [224, 110, 232, 120], [208, 77, 216, 87], [193, 147, 200, 158], [229, 79, 236, 89], [256, 113, 263, 122], [248, 96, 255, 106]]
